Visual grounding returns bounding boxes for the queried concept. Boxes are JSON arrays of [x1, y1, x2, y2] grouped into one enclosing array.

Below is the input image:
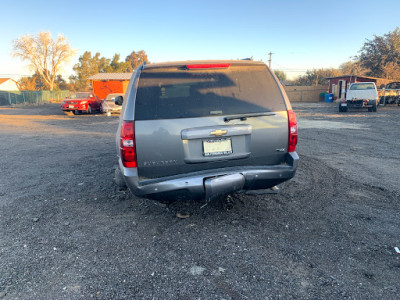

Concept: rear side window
[[350, 83, 375, 90], [134, 65, 286, 120]]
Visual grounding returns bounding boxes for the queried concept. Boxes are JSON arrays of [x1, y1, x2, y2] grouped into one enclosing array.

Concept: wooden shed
[[325, 75, 388, 100], [88, 73, 133, 100]]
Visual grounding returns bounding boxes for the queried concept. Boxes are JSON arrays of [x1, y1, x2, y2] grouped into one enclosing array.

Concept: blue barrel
[[325, 93, 333, 102]]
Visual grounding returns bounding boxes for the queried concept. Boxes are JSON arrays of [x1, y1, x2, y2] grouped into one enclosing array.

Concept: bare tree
[[339, 60, 367, 76], [13, 31, 76, 90]]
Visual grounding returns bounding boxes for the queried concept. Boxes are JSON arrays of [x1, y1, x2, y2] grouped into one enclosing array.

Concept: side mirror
[[115, 96, 123, 106]]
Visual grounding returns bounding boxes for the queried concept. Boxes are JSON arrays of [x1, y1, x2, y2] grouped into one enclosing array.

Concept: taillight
[[120, 121, 137, 168], [186, 63, 230, 69], [287, 110, 298, 152]]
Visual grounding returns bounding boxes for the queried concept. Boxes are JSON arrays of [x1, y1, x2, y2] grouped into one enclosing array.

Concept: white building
[[0, 78, 19, 91]]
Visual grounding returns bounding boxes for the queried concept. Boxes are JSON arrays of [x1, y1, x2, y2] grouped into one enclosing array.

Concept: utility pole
[[268, 52, 273, 69]]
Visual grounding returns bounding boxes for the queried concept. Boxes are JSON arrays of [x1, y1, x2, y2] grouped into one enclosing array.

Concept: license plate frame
[[203, 138, 232, 157]]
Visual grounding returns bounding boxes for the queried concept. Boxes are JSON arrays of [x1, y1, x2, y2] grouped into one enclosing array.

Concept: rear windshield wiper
[[224, 112, 276, 122]]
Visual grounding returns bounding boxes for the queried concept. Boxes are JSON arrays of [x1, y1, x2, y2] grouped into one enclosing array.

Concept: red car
[[61, 92, 101, 115]]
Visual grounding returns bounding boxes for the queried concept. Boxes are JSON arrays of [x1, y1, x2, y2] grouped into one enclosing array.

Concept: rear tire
[[369, 101, 377, 112], [339, 104, 347, 112]]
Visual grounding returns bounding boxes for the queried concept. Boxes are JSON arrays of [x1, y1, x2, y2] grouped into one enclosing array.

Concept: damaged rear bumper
[[120, 152, 299, 201]]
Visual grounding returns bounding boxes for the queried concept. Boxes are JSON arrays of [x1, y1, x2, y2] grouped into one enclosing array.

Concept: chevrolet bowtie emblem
[[210, 129, 227, 136]]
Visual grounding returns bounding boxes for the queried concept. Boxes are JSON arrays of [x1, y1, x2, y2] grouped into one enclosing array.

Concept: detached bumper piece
[[123, 152, 298, 202], [205, 173, 245, 202]]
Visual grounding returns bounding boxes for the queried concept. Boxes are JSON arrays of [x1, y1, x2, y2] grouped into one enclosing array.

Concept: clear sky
[[1, 0, 399, 80]]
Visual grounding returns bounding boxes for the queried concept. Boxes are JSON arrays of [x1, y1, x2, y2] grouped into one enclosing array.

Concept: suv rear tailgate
[[133, 63, 289, 181], [135, 114, 289, 180]]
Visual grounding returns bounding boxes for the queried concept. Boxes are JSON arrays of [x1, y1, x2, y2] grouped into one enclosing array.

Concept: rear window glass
[[350, 83, 375, 90], [134, 65, 286, 120]]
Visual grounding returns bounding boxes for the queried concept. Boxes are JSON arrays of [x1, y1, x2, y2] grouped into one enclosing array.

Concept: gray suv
[[115, 60, 298, 202]]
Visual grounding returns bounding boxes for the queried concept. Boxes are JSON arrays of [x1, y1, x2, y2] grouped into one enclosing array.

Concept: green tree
[[71, 52, 133, 90], [125, 50, 149, 72], [18, 72, 70, 91], [54, 75, 70, 90], [274, 70, 287, 81], [108, 54, 130, 72], [17, 71, 47, 90], [72, 51, 111, 91], [358, 27, 400, 79], [12, 31, 76, 90]]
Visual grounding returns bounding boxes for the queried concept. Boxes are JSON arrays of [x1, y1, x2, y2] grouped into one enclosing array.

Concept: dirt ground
[[0, 103, 399, 299]]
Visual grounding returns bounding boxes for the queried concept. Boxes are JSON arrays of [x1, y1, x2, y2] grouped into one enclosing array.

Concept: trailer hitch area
[[245, 185, 280, 195], [223, 194, 234, 211], [200, 193, 237, 210]]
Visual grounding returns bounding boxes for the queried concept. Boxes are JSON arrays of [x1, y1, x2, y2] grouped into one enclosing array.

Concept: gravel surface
[[0, 103, 399, 299]]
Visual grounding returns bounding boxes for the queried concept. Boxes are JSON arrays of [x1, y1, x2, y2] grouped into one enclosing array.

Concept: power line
[[0, 74, 71, 79]]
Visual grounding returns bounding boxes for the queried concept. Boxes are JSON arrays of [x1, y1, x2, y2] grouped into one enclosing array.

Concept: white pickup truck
[[339, 82, 379, 112]]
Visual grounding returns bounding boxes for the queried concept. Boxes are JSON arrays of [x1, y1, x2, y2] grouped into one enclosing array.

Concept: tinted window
[[135, 65, 286, 120]]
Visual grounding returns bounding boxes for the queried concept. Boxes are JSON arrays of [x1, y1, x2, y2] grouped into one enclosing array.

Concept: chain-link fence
[[0, 90, 70, 106]]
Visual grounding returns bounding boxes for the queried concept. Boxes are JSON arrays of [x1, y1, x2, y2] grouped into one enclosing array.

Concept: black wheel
[[369, 101, 377, 112], [87, 105, 92, 114]]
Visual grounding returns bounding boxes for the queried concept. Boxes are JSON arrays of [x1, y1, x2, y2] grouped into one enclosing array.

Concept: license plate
[[69, 105, 75, 108], [341, 103, 347, 107], [203, 138, 232, 156]]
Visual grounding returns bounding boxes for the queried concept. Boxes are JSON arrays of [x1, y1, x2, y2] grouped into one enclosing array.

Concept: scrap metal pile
[[379, 82, 400, 105]]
